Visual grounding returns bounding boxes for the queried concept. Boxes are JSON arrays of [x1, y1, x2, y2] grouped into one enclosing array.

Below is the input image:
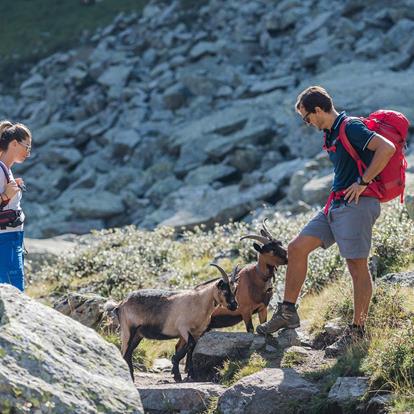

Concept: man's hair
[[295, 86, 333, 113]]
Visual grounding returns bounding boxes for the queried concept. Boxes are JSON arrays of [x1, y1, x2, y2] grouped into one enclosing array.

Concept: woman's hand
[[14, 177, 24, 187], [4, 180, 20, 199]]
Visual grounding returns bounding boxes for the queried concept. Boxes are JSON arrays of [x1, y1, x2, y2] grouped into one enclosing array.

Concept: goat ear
[[217, 279, 225, 289], [260, 230, 267, 237], [253, 243, 262, 253]]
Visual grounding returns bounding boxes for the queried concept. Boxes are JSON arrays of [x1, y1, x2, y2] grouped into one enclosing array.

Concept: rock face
[[327, 376, 369, 413], [217, 368, 319, 414], [137, 382, 225, 414], [192, 331, 265, 381], [53, 292, 109, 328], [0, 284, 143, 414], [3, 0, 414, 237]]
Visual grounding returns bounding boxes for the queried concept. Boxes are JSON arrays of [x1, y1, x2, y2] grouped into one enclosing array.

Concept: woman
[[0, 120, 32, 292]]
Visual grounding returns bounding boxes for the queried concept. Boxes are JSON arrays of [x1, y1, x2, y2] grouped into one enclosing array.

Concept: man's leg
[[325, 257, 372, 357], [346, 258, 373, 326], [283, 234, 323, 303], [256, 234, 322, 335]]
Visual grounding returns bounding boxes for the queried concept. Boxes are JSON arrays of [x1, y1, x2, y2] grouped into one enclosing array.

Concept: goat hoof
[[173, 373, 182, 382]]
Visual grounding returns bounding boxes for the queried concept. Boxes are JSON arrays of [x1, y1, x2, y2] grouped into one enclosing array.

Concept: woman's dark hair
[[295, 86, 333, 113], [0, 120, 31, 152]]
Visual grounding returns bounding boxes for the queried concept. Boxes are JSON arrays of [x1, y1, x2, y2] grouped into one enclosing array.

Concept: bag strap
[[0, 161, 10, 183], [337, 118, 368, 176]]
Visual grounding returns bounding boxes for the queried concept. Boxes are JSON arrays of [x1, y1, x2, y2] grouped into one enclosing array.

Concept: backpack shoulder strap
[[338, 117, 368, 176], [0, 161, 10, 183]]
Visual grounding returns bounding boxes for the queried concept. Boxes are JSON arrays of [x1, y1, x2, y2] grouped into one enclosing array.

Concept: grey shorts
[[300, 197, 381, 259]]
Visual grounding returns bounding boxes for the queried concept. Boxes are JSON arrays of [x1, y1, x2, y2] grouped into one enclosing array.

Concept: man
[[256, 86, 396, 357]]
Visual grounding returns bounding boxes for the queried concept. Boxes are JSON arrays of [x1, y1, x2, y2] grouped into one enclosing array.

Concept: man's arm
[[344, 134, 395, 203]]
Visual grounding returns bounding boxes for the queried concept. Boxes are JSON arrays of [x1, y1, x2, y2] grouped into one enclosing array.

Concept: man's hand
[[344, 182, 366, 204]]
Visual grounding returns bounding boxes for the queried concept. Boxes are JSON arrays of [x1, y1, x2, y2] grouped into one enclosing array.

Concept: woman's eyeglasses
[[18, 141, 31, 153]]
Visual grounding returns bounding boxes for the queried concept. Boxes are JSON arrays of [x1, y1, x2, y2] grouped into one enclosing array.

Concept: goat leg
[[171, 337, 189, 382], [123, 326, 143, 381], [242, 313, 254, 333], [258, 306, 268, 324], [185, 334, 197, 380]]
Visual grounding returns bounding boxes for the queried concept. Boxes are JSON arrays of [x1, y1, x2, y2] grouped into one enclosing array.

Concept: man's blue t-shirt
[[324, 111, 375, 191]]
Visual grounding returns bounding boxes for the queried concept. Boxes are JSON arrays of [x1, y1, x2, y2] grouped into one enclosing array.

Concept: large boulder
[[0, 285, 143, 414], [217, 368, 319, 414], [137, 383, 225, 414], [53, 292, 109, 328], [156, 182, 279, 229], [327, 377, 369, 413], [192, 332, 265, 381]]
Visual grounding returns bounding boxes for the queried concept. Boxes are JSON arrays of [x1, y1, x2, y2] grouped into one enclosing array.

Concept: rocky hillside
[[1, 0, 414, 237]]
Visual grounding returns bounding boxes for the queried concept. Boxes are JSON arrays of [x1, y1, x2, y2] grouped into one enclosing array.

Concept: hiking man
[[256, 86, 396, 356]]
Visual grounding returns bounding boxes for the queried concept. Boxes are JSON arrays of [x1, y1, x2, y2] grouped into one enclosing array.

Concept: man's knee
[[288, 235, 321, 257], [346, 258, 369, 277]]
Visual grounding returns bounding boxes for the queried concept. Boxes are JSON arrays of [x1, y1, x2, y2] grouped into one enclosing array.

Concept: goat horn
[[240, 234, 269, 244], [210, 263, 229, 283], [231, 264, 240, 282], [261, 218, 274, 240]]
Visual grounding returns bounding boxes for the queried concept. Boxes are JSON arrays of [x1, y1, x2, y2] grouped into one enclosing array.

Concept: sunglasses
[[302, 112, 312, 125]]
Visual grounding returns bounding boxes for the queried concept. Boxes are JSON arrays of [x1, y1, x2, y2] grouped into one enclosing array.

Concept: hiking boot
[[256, 302, 300, 335], [324, 324, 365, 358]]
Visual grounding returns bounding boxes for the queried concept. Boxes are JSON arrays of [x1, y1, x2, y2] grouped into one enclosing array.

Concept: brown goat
[[208, 219, 288, 332]]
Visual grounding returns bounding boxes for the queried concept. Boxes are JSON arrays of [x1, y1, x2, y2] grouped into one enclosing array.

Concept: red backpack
[[338, 110, 409, 203]]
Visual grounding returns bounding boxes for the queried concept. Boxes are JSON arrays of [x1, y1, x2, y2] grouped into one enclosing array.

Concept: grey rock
[[174, 138, 210, 176], [53, 292, 108, 328], [137, 382, 225, 414], [98, 64, 132, 89], [218, 368, 318, 414], [302, 173, 334, 205], [110, 129, 142, 158], [185, 164, 237, 185], [42, 147, 82, 167], [386, 19, 414, 50], [287, 170, 307, 202], [34, 122, 73, 146], [324, 318, 344, 336], [41, 219, 106, 237], [366, 393, 393, 414], [328, 377, 369, 409], [69, 190, 125, 219], [192, 332, 265, 381], [247, 76, 296, 96], [145, 176, 182, 206], [406, 194, 414, 220], [296, 12, 333, 40], [170, 106, 250, 149], [382, 271, 414, 287], [189, 41, 224, 60], [302, 37, 331, 65], [159, 182, 278, 229], [226, 146, 260, 173], [0, 285, 143, 414], [265, 158, 308, 189], [273, 328, 301, 348], [163, 83, 189, 110]]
